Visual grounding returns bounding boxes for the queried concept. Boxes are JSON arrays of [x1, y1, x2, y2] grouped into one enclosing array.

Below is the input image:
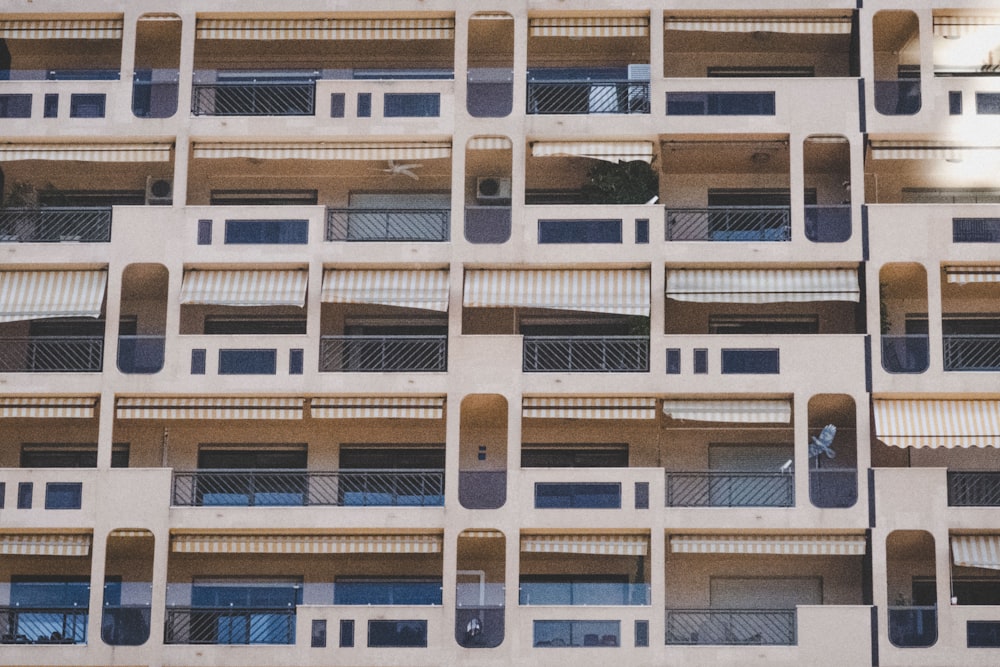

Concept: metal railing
[[523, 336, 648, 372], [948, 471, 1000, 506], [171, 469, 445, 507], [101, 606, 151, 646], [665, 207, 790, 241], [666, 472, 794, 507], [944, 334, 1000, 371], [527, 80, 650, 114], [888, 606, 936, 648], [881, 335, 929, 373], [804, 205, 851, 243], [191, 81, 315, 116], [326, 208, 450, 242], [0, 207, 112, 242], [319, 335, 447, 372], [164, 607, 295, 645], [666, 609, 797, 646], [0, 607, 88, 644], [117, 335, 165, 374], [0, 336, 104, 372]]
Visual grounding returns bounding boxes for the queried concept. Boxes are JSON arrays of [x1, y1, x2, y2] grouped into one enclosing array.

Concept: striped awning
[[0, 270, 107, 323], [192, 141, 451, 161], [531, 141, 654, 164], [0, 19, 123, 39], [197, 18, 454, 40], [464, 269, 649, 316], [869, 141, 1000, 161], [0, 143, 171, 162], [116, 397, 305, 420], [945, 266, 1000, 284], [521, 534, 648, 556], [662, 400, 792, 424], [321, 269, 449, 312], [529, 16, 649, 38], [179, 269, 307, 307], [934, 15, 1000, 38], [0, 533, 91, 557], [665, 16, 852, 34], [952, 535, 1000, 570], [522, 397, 657, 420], [467, 136, 513, 151], [0, 396, 98, 419], [873, 399, 1000, 449], [172, 533, 442, 554], [461, 530, 505, 539], [109, 529, 154, 539], [310, 397, 444, 419], [666, 268, 860, 303], [670, 534, 866, 556]]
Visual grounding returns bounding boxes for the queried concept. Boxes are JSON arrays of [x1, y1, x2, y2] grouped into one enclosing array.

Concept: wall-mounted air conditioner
[[476, 177, 512, 203], [145, 177, 173, 205]]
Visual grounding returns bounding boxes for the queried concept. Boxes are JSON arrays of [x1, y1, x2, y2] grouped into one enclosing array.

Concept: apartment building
[[0, 1, 999, 665]]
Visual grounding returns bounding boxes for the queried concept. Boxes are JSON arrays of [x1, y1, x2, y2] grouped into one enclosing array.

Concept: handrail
[[523, 335, 648, 372], [666, 206, 790, 242], [319, 335, 447, 372], [666, 471, 794, 507], [164, 606, 295, 645], [0, 206, 112, 243], [943, 334, 1000, 371], [0, 335, 104, 372], [666, 608, 796, 645], [948, 470, 1000, 506], [191, 80, 316, 116], [527, 79, 650, 115], [326, 207, 450, 242]]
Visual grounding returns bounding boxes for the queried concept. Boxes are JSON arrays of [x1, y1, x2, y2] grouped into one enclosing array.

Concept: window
[[340, 619, 355, 647], [17, 482, 32, 509], [721, 349, 780, 374], [224, 219, 308, 244], [190, 578, 301, 645], [950, 91, 963, 115], [968, 621, 1000, 647], [289, 349, 304, 375], [635, 620, 649, 647], [953, 218, 1000, 243], [191, 349, 206, 374], [0, 94, 31, 118], [384, 93, 440, 117], [44, 482, 82, 509], [666, 348, 681, 374], [21, 444, 129, 468], [218, 349, 277, 375], [693, 349, 708, 374], [334, 577, 443, 605], [534, 483, 621, 509], [977, 92, 1000, 114], [521, 444, 628, 468], [903, 188, 1000, 204], [533, 620, 620, 647], [538, 219, 622, 244], [197, 219, 212, 245], [635, 219, 649, 244], [197, 446, 307, 506], [666, 91, 775, 116], [43, 93, 58, 118], [709, 315, 819, 335], [330, 93, 346, 117], [311, 620, 326, 647], [69, 93, 106, 118], [339, 446, 444, 470], [357, 93, 371, 117], [204, 316, 306, 335], [367, 620, 427, 647]]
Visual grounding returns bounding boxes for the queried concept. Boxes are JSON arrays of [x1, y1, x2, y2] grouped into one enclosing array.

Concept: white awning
[[179, 269, 307, 307], [666, 268, 860, 303], [464, 269, 649, 316], [873, 399, 1000, 449], [197, 18, 454, 40], [952, 535, 1000, 570], [0, 396, 98, 419], [0, 143, 171, 162], [461, 530, 505, 539], [522, 397, 657, 420], [945, 266, 1000, 284], [662, 400, 792, 424], [521, 534, 648, 556], [310, 397, 445, 419], [467, 136, 513, 151], [670, 534, 866, 556], [529, 16, 648, 38], [109, 529, 154, 539], [531, 141, 654, 164], [0, 533, 91, 556], [933, 15, 1000, 37], [116, 397, 304, 420], [0, 270, 107, 323], [0, 19, 123, 39], [665, 16, 851, 34], [869, 141, 1000, 161], [172, 533, 442, 554], [192, 141, 451, 161], [321, 269, 449, 312]]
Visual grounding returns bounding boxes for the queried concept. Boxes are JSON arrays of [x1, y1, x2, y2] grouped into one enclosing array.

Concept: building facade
[[0, 1, 999, 665]]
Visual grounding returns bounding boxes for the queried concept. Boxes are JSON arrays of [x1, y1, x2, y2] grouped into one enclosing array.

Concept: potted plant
[[582, 159, 659, 205]]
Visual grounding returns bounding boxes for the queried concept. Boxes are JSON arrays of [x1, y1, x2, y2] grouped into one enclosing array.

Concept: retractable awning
[[310, 396, 445, 419], [192, 141, 451, 161], [945, 266, 1000, 284], [662, 400, 792, 424], [172, 533, 442, 554], [179, 269, 307, 307], [0, 396, 98, 419], [0, 270, 107, 323], [666, 268, 860, 303], [529, 16, 649, 38], [0, 143, 171, 162], [869, 141, 1000, 161], [467, 136, 513, 151], [873, 399, 1000, 449], [665, 16, 851, 34], [116, 397, 305, 420], [321, 269, 449, 312], [109, 529, 154, 539], [0, 19, 122, 39], [464, 269, 649, 316], [933, 15, 1000, 37], [197, 18, 454, 40], [670, 534, 866, 556], [0, 533, 91, 556], [522, 397, 657, 420], [531, 141, 654, 164], [461, 530, 505, 539], [521, 534, 648, 556], [952, 535, 1000, 570]]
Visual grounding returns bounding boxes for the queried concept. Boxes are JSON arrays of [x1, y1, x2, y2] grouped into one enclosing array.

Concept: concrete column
[[789, 132, 806, 241], [924, 261, 942, 372]]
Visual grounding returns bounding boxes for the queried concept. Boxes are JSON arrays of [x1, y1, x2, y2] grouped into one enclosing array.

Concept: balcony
[[527, 79, 649, 115], [666, 472, 794, 508], [666, 609, 796, 646], [665, 207, 790, 242], [318, 335, 447, 372], [948, 471, 1000, 506], [881, 335, 930, 374], [164, 607, 295, 645], [522, 336, 648, 373], [191, 79, 315, 116], [0, 207, 112, 242], [0, 336, 103, 372], [944, 335, 1000, 371], [0, 607, 88, 645], [325, 208, 450, 242]]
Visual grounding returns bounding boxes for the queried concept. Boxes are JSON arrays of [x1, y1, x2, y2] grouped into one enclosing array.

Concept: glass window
[[367, 620, 427, 647], [224, 219, 308, 244], [218, 349, 277, 375], [384, 93, 440, 117], [44, 482, 82, 509], [334, 578, 442, 605]]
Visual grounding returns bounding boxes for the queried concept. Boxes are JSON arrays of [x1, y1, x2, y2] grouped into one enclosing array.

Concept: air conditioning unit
[[145, 177, 173, 205], [476, 177, 512, 203]]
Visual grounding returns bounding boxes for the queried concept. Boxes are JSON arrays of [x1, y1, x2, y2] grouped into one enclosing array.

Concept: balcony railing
[[944, 335, 1000, 371], [117, 335, 165, 374], [666, 472, 794, 507], [0, 607, 88, 644], [164, 607, 295, 645], [665, 207, 790, 242], [881, 335, 929, 373], [888, 606, 936, 648], [523, 336, 648, 372], [0, 336, 104, 372], [519, 582, 649, 606], [948, 471, 1000, 506], [666, 609, 796, 646], [171, 469, 445, 507], [804, 205, 851, 243], [326, 208, 450, 242], [0, 207, 112, 242], [101, 605, 151, 646], [191, 81, 315, 116], [319, 335, 447, 372], [527, 80, 650, 115]]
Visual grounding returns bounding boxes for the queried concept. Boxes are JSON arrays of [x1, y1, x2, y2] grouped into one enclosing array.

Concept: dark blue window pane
[[357, 93, 371, 117], [340, 620, 355, 647], [384, 93, 440, 117], [224, 219, 308, 244], [635, 218, 649, 244], [311, 619, 326, 647], [44, 482, 82, 509], [0, 482, 5, 508], [976, 92, 1000, 114], [192, 583, 301, 608], [69, 93, 106, 118], [721, 349, 780, 374], [635, 620, 649, 647], [367, 620, 427, 647], [968, 621, 1000, 647], [534, 483, 621, 508], [218, 349, 277, 375], [43, 94, 58, 118], [950, 91, 963, 115], [538, 219, 622, 244], [0, 94, 31, 118], [17, 482, 32, 508], [191, 349, 206, 375], [666, 348, 681, 374], [667, 92, 775, 116], [635, 482, 649, 509], [289, 349, 304, 375], [197, 219, 212, 245], [330, 93, 345, 117], [693, 349, 708, 374], [953, 218, 1000, 243]]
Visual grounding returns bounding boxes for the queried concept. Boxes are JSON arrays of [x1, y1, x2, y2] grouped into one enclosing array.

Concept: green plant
[[3, 181, 39, 208], [582, 159, 659, 205]]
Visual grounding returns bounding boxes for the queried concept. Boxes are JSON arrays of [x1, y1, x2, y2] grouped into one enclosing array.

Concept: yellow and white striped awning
[[670, 534, 866, 556], [0, 270, 107, 323], [109, 529, 154, 539], [197, 18, 454, 40], [945, 266, 1000, 284], [467, 136, 513, 151], [0, 19, 123, 39], [0, 143, 171, 162], [310, 396, 445, 419], [933, 15, 1000, 38], [116, 397, 305, 420], [873, 399, 1000, 449], [179, 269, 307, 307], [521, 534, 648, 556], [0, 396, 98, 419], [952, 535, 1000, 570], [461, 530, 505, 539], [529, 16, 649, 38], [869, 141, 1000, 161], [666, 268, 860, 303], [192, 141, 451, 161], [0, 533, 91, 556], [662, 400, 792, 424], [665, 16, 851, 34], [522, 397, 657, 420], [172, 533, 442, 554], [321, 269, 449, 312], [531, 141, 654, 164], [464, 269, 650, 316]]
